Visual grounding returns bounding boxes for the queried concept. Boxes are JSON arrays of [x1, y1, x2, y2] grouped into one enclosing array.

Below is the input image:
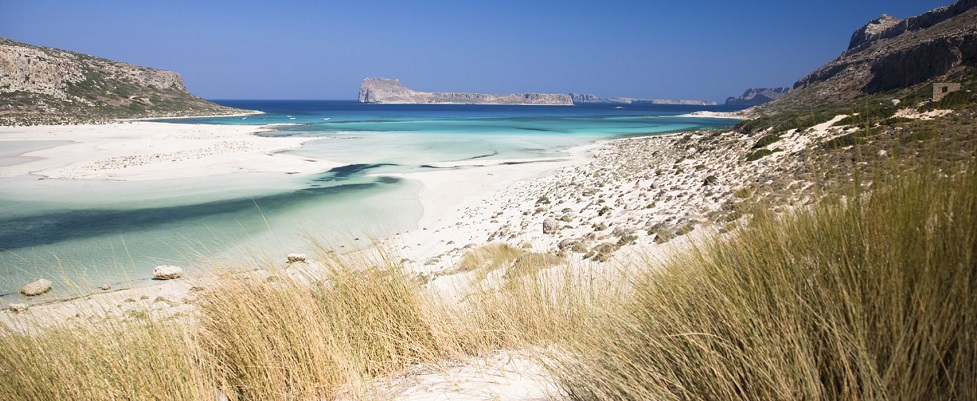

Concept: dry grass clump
[[0, 317, 214, 400], [555, 163, 977, 400], [0, 250, 596, 400], [199, 258, 474, 400], [456, 242, 564, 281]]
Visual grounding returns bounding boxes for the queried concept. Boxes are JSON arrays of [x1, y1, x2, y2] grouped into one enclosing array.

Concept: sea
[[0, 100, 742, 300]]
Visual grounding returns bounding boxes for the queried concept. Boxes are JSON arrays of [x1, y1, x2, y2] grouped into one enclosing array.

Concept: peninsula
[[0, 37, 246, 125]]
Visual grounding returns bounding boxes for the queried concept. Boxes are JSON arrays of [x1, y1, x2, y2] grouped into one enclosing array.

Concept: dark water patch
[[464, 151, 499, 161], [0, 181, 394, 251], [313, 163, 397, 182]]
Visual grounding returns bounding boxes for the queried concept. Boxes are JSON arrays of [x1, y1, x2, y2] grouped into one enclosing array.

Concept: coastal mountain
[[724, 87, 790, 107], [358, 78, 573, 105], [569, 93, 717, 106], [0, 37, 243, 125], [770, 0, 977, 111]]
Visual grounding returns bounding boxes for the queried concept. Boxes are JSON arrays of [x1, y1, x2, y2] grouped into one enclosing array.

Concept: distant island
[[358, 78, 716, 106]]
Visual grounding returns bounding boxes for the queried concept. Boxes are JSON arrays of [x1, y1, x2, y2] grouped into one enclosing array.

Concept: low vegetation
[[555, 160, 977, 401]]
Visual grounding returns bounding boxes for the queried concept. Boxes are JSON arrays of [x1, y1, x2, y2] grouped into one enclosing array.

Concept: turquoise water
[[0, 101, 740, 300]]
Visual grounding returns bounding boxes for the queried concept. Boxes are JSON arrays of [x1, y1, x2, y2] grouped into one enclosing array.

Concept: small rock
[[153, 265, 183, 280], [287, 253, 307, 263], [8, 303, 28, 313], [542, 218, 560, 234], [21, 279, 52, 296], [100, 283, 112, 291], [557, 238, 579, 251], [877, 149, 888, 157]]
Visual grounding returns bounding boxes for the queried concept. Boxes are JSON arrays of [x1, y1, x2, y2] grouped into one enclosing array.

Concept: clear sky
[[0, 0, 954, 102]]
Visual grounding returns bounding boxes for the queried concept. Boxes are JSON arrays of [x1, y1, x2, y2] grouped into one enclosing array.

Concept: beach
[[0, 108, 824, 327], [0, 121, 331, 181]]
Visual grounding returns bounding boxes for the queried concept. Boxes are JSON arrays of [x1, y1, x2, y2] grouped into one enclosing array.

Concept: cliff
[[358, 78, 573, 105], [724, 87, 790, 107], [770, 0, 977, 111], [0, 37, 245, 125]]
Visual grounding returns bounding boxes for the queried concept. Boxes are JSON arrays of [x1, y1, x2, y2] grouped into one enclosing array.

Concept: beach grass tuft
[[553, 161, 977, 400]]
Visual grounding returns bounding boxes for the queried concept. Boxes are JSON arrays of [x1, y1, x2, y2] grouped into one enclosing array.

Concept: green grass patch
[[750, 133, 783, 149], [746, 148, 777, 161], [821, 128, 879, 149]]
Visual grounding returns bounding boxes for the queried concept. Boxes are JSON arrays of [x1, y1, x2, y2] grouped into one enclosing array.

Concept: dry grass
[[0, 317, 215, 400], [554, 162, 977, 400]]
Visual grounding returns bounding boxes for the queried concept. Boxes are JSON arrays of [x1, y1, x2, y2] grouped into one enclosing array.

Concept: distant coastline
[[358, 78, 716, 106]]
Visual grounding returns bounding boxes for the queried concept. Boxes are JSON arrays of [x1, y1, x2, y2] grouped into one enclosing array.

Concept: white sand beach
[[0, 121, 333, 181]]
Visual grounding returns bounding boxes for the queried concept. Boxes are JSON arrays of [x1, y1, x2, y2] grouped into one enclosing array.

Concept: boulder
[[287, 253, 307, 263], [21, 279, 52, 296], [542, 218, 560, 234], [8, 303, 28, 313], [153, 265, 183, 280]]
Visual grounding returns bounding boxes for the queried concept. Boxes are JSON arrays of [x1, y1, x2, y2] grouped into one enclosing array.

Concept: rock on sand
[[21, 279, 52, 296], [153, 265, 183, 280]]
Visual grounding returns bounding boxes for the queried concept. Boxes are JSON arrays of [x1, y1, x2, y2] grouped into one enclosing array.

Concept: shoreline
[[0, 121, 333, 181], [1, 119, 764, 329]]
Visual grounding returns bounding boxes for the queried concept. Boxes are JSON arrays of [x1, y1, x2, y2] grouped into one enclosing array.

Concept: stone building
[[933, 83, 962, 102]]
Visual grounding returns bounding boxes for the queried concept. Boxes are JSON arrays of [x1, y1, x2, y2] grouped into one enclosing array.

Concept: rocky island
[[358, 78, 573, 105], [359, 78, 718, 106]]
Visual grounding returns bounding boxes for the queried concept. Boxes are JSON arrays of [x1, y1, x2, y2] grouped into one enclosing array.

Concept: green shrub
[[746, 148, 775, 161], [751, 133, 783, 149]]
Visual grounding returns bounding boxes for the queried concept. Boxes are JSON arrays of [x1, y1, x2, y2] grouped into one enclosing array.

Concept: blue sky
[[0, 0, 953, 102]]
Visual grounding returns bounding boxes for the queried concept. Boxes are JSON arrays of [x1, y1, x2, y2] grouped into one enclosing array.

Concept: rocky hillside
[[770, 0, 977, 111], [724, 87, 790, 107], [0, 37, 245, 125], [359, 78, 573, 105]]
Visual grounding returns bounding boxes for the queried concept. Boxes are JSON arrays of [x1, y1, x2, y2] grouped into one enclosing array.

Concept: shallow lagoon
[[0, 101, 740, 300]]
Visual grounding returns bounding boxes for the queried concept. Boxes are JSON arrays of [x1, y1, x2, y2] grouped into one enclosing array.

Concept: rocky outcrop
[[771, 0, 977, 111], [153, 265, 183, 280], [359, 78, 573, 105], [0, 37, 244, 125], [724, 88, 790, 107], [846, 0, 977, 55], [21, 279, 52, 296], [845, 14, 902, 54], [569, 92, 717, 106]]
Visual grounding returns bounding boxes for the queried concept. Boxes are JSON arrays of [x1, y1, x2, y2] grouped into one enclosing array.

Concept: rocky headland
[[772, 0, 977, 111], [724, 87, 790, 107], [358, 78, 573, 105], [0, 37, 247, 125]]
